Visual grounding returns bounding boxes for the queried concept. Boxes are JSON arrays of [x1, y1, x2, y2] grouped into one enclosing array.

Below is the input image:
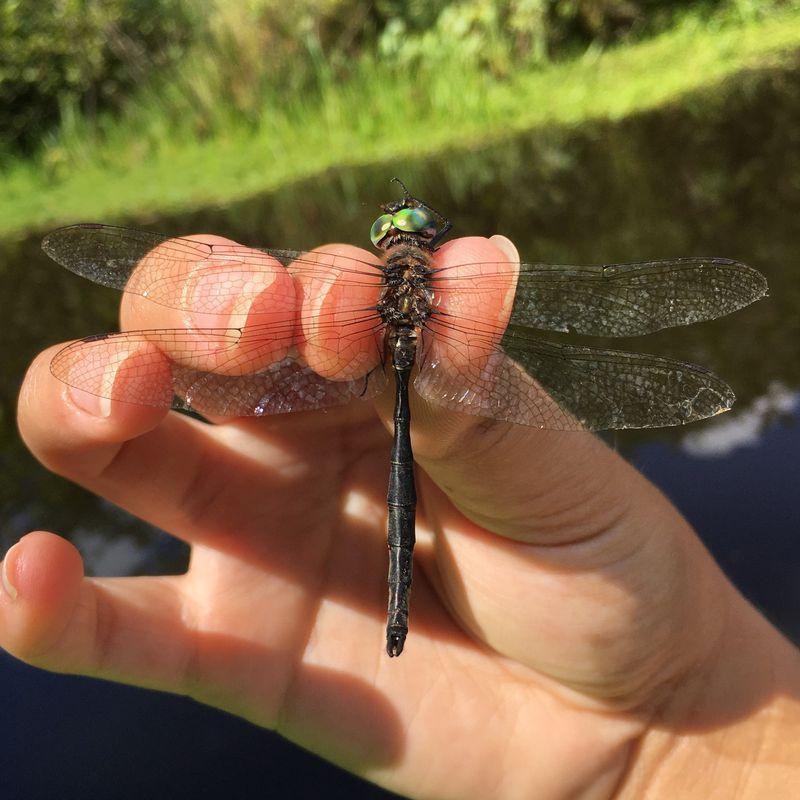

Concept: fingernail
[[68, 359, 119, 417], [69, 386, 112, 417], [2, 543, 20, 600], [489, 234, 520, 265]]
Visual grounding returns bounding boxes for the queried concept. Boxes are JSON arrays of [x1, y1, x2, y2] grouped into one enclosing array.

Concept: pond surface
[[1, 62, 799, 800]]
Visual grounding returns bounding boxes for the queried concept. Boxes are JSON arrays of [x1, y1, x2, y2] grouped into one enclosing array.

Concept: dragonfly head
[[370, 178, 449, 251]]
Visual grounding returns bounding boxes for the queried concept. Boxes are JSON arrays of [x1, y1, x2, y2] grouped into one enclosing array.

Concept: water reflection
[[1, 63, 798, 613], [681, 382, 799, 458]]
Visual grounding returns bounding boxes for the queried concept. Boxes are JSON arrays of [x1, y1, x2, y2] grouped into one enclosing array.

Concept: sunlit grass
[[2, 7, 800, 237]]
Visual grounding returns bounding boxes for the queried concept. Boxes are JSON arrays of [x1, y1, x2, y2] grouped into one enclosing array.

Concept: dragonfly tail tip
[[386, 631, 406, 657]]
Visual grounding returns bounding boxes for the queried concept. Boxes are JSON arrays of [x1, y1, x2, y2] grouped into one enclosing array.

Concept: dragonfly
[[42, 179, 768, 657]]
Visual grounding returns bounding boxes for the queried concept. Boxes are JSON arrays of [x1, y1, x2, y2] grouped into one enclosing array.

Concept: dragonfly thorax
[[377, 243, 434, 332]]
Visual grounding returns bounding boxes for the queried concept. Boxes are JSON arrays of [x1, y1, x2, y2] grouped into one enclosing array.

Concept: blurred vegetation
[[2, 0, 791, 153], [0, 0, 798, 235], [0, 0, 195, 153]]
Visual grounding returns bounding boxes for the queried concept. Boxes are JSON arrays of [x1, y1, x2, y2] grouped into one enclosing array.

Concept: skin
[[5, 233, 800, 799]]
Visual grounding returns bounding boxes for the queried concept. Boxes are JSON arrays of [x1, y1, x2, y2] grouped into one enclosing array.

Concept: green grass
[[2, 7, 800, 238]]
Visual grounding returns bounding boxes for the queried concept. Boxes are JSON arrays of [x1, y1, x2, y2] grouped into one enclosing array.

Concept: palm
[[168, 400, 494, 709], [128, 399, 644, 796]]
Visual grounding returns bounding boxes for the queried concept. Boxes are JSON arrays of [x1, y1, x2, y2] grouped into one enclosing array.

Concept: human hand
[[6, 234, 800, 799]]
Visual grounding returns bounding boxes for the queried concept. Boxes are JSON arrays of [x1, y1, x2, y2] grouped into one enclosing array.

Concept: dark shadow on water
[[0, 647, 404, 800]]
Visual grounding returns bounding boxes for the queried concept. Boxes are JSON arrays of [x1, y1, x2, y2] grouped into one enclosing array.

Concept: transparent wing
[[44, 226, 767, 336], [430, 257, 768, 336], [51, 327, 387, 417], [42, 224, 385, 314], [416, 323, 734, 430]]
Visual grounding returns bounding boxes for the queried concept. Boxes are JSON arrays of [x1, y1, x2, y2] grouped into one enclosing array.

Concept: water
[[1, 62, 798, 799]]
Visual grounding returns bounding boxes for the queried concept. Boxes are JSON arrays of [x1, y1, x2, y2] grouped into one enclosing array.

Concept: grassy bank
[[2, 7, 800, 238]]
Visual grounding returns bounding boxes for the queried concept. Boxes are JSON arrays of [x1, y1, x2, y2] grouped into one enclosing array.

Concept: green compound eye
[[392, 206, 436, 235], [370, 213, 393, 246]]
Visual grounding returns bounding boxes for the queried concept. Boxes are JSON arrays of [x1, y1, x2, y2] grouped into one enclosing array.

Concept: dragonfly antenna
[[390, 177, 412, 199]]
